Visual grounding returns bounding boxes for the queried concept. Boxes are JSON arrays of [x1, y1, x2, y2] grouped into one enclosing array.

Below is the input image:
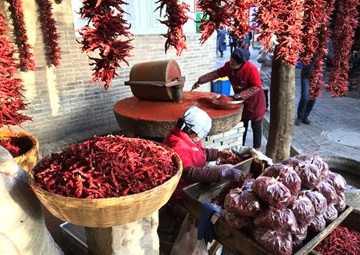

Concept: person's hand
[[233, 94, 243, 100], [221, 168, 242, 181], [217, 150, 233, 159], [191, 81, 201, 91]]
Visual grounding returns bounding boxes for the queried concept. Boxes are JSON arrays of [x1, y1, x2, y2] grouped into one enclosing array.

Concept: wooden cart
[[182, 157, 354, 255]]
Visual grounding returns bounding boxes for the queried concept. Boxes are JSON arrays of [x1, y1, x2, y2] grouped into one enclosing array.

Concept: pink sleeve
[[198, 70, 220, 84]]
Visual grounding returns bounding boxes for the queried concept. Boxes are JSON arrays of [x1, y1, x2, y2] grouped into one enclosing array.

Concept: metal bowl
[[212, 96, 244, 109]]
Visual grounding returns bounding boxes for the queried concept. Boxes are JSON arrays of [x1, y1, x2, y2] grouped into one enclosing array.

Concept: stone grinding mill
[[114, 59, 245, 140]]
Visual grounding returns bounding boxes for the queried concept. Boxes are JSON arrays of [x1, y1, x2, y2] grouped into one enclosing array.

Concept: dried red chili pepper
[[0, 9, 32, 129], [156, 0, 190, 56], [34, 136, 179, 199], [78, 0, 133, 89], [314, 226, 360, 255], [197, 0, 232, 44], [36, 0, 61, 67], [230, 0, 254, 39], [0, 138, 21, 157], [8, 0, 36, 71], [327, 0, 360, 97]]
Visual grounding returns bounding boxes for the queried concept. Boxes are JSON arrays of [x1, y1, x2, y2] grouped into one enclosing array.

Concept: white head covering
[[181, 106, 212, 139]]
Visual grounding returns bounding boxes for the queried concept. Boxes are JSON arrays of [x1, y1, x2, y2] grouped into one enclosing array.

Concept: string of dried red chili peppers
[[0, 10, 32, 129], [34, 136, 178, 199], [197, 0, 232, 44], [308, 0, 335, 99], [156, 0, 190, 56], [230, 0, 254, 39], [300, 0, 327, 66], [254, 0, 304, 66], [327, 0, 360, 97], [78, 0, 133, 89], [314, 226, 360, 255], [8, 0, 36, 71]]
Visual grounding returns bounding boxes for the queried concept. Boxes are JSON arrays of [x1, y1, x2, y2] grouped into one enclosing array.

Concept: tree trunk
[[266, 51, 296, 163]]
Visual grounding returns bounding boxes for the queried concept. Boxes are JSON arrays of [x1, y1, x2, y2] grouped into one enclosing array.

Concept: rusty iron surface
[[113, 92, 244, 138]]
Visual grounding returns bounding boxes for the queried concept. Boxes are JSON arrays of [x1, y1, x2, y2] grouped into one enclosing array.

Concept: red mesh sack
[[293, 240, 303, 250], [318, 182, 338, 205], [253, 176, 292, 209], [309, 215, 326, 232], [253, 228, 293, 255], [323, 204, 338, 222], [242, 178, 255, 191], [335, 192, 346, 212], [294, 155, 313, 163], [221, 209, 251, 229], [224, 188, 261, 217], [263, 165, 301, 196], [326, 171, 347, 193], [312, 155, 329, 180], [254, 208, 297, 233], [293, 223, 308, 242], [302, 191, 328, 215], [298, 164, 321, 189], [291, 195, 315, 225], [282, 157, 306, 172]]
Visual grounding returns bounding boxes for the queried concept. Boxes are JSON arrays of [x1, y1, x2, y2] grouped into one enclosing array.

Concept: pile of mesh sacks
[[214, 154, 347, 255]]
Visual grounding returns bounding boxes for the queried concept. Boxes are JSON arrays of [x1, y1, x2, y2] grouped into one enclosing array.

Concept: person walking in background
[[257, 35, 277, 110], [217, 26, 227, 58], [229, 32, 239, 54], [296, 39, 334, 125]]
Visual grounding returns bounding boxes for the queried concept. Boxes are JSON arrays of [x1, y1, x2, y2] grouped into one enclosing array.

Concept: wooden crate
[[182, 157, 353, 255]]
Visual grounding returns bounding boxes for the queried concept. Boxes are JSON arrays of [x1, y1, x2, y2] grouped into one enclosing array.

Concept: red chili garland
[[308, 0, 335, 99], [327, 0, 360, 97], [0, 11, 32, 129], [8, 0, 36, 71], [156, 0, 190, 56], [315, 226, 360, 255], [36, 0, 61, 67], [230, 0, 254, 39], [197, 0, 232, 44], [78, 0, 133, 89], [300, 0, 327, 66], [255, 0, 304, 66], [34, 136, 178, 199]]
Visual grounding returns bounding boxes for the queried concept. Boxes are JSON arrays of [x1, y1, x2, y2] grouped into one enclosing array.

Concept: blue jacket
[[217, 29, 227, 51]]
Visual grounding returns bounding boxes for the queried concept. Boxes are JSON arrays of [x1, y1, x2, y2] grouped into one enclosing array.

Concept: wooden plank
[[294, 206, 353, 255]]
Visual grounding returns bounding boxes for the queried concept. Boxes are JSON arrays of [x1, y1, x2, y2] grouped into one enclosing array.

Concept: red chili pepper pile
[[34, 136, 179, 199], [8, 0, 36, 71], [36, 0, 61, 67], [0, 138, 21, 157], [78, 0, 133, 89], [314, 226, 360, 255], [0, 9, 32, 129], [156, 0, 190, 56], [327, 0, 360, 98], [255, 0, 304, 66], [197, 0, 232, 44]]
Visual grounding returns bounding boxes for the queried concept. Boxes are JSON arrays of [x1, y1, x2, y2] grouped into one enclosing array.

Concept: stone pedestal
[[86, 211, 159, 255]]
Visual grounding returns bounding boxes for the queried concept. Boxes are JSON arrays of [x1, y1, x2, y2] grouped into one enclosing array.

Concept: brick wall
[[203, 123, 245, 150], [4, 0, 217, 144]]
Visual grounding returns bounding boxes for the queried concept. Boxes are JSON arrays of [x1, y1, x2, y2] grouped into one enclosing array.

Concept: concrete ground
[[216, 45, 360, 162]]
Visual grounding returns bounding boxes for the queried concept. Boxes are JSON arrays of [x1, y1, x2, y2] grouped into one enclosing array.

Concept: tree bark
[[266, 50, 295, 163]]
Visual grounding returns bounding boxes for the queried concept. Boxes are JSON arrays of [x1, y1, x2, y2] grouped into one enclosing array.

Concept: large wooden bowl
[[29, 144, 183, 228], [0, 130, 39, 173]]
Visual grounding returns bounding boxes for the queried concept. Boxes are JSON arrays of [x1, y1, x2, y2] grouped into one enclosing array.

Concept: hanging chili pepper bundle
[[230, 0, 254, 39], [36, 0, 61, 67], [197, 0, 232, 44], [327, 0, 360, 97], [308, 0, 335, 99], [8, 0, 36, 71], [78, 0, 133, 89], [254, 0, 304, 66], [314, 226, 360, 255], [300, 0, 327, 66], [34, 136, 179, 199], [156, 0, 190, 56], [0, 10, 32, 129]]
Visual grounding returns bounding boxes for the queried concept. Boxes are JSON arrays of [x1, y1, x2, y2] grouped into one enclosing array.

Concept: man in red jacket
[[193, 48, 266, 150], [163, 106, 242, 204]]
